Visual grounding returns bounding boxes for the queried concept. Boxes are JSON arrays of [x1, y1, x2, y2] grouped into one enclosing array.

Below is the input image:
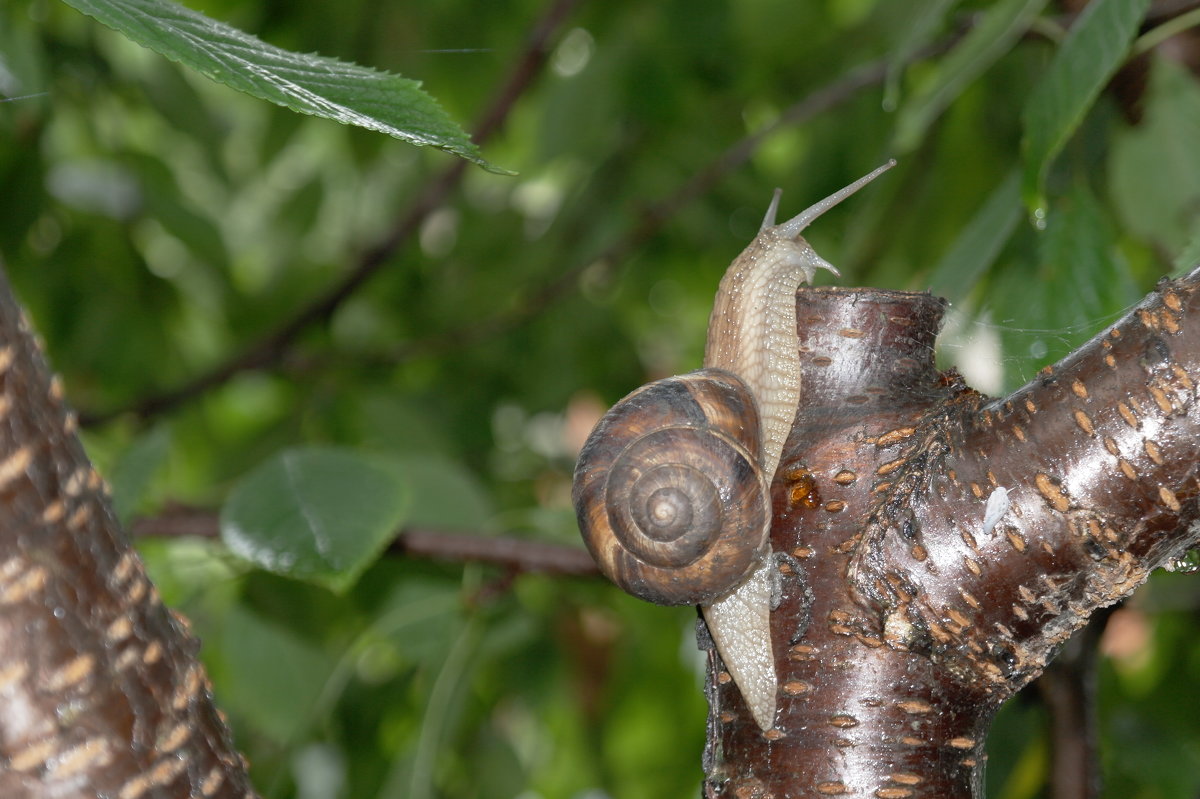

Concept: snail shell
[[572, 368, 771, 606]]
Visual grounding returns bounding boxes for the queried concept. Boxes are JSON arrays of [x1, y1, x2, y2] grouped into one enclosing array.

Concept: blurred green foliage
[[2, 0, 1200, 797]]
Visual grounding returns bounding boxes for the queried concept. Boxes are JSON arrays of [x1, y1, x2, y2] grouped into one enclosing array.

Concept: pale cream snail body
[[572, 161, 895, 731]]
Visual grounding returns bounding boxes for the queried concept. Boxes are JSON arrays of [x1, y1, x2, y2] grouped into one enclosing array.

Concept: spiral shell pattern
[[572, 369, 771, 606]]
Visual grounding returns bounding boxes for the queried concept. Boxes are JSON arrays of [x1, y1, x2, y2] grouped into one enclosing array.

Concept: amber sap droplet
[[785, 466, 820, 508]]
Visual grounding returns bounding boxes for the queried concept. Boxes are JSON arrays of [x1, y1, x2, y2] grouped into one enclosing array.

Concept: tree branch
[[705, 270, 1200, 797], [130, 506, 600, 578]]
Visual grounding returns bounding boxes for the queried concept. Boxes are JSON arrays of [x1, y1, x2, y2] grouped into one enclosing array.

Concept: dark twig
[[1147, 0, 1200, 24], [1035, 608, 1111, 799], [130, 507, 601, 578], [81, 0, 582, 428], [392, 528, 598, 575]]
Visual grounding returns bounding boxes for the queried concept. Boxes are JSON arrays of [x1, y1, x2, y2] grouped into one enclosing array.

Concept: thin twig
[[1036, 608, 1110, 799], [81, 0, 582, 428], [130, 507, 601, 578], [394, 528, 598, 576]]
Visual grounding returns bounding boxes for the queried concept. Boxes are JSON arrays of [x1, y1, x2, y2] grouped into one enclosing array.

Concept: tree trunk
[[703, 273, 1200, 797], [0, 272, 257, 798]]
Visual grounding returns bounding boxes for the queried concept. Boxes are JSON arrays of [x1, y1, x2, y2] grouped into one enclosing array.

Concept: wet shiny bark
[[0, 272, 257, 798], [703, 270, 1200, 798]]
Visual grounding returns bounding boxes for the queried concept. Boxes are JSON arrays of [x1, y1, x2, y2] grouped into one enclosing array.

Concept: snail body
[[573, 161, 895, 731]]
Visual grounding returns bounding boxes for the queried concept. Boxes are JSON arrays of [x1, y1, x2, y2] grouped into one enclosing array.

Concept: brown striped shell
[[572, 369, 771, 606]]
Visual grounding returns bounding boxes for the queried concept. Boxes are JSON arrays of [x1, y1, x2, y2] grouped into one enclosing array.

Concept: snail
[[573, 160, 896, 730]]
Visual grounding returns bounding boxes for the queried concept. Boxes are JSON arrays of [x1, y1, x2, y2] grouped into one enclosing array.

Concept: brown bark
[[703, 271, 1200, 797], [0, 272, 257, 797]]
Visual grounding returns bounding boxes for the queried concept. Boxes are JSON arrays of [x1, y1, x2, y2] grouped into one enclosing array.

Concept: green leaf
[[1110, 59, 1200, 259], [60, 0, 506, 172], [883, 0, 962, 112], [388, 454, 494, 530], [109, 423, 172, 524], [1174, 229, 1200, 279], [126, 152, 231, 269], [136, 536, 244, 608], [218, 604, 333, 742], [927, 171, 1021, 301], [1021, 0, 1149, 219], [990, 180, 1139, 388], [1038, 185, 1137, 332], [893, 0, 1047, 153], [221, 446, 409, 593]]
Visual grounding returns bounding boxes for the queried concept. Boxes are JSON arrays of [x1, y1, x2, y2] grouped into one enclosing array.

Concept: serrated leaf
[[1021, 0, 1149, 219], [61, 0, 508, 172], [893, 0, 1047, 153], [221, 447, 409, 593], [928, 171, 1021, 301]]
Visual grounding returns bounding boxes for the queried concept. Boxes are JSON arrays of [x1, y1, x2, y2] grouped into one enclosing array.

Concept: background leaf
[[388, 454, 494, 530], [883, 0, 962, 111], [893, 0, 1047, 153], [1110, 59, 1200, 257], [927, 170, 1021, 302], [221, 447, 410, 592], [988, 180, 1141, 388], [1021, 0, 1150, 219], [108, 422, 172, 523], [1175, 232, 1200, 277], [216, 603, 335, 742]]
